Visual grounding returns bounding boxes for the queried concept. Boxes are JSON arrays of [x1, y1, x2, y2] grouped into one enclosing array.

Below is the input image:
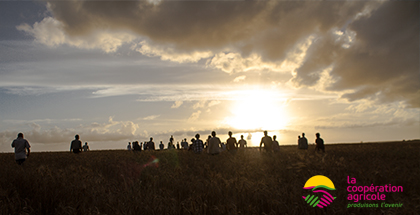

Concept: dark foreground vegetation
[[1, 141, 419, 215]]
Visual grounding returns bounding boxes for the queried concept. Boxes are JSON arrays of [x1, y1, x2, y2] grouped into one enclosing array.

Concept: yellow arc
[[304, 175, 335, 189]]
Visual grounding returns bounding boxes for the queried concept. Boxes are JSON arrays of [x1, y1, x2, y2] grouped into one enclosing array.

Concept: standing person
[[208, 131, 222, 155], [259, 131, 273, 152], [300, 133, 308, 149], [83, 142, 90, 152], [176, 142, 180, 150], [315, 133, 325, 153], [143, 141, 147, 150], [226, 131, 238, 152], [181, 138, 188, 150], [70, 134, 82, 154], [133, 141, 141, 151], [11, 133, 31, 165], [272, 135, 280, 152], [238, 135, 247, 149], [159, 141, 164, 150], [297, 136, 301, 148], [127, 142, 132, 151], [192, 134, 204, 154], [147, 138, 155, 150]]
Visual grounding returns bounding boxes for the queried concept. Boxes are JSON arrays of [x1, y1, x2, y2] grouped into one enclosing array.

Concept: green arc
[[312, 185, 336, 191]]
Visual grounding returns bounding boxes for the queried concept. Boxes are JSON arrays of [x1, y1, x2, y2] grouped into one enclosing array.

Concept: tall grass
[[1, 141, 419, 214]]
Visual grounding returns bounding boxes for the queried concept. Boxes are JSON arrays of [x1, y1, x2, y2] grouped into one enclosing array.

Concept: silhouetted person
[[127, 142, 132, 151], [133, 141, 141, 151], [272, 135, 280, 152], [192, 134, 204, 154], [315, 133, 325, 153], [159, 141, 164, 150], [83, 142, 90, 152], [11, 133, 31, 165], [70, 134, 82, 153], [297, 136, 301, 148], [143, 141, 147, 150], [170, 135, 174, 144], [181, 138, 188, 150], [299, 133, 308, 149], [147, 138, 155, 150], [238, 135, 247, 149], [176, 142, 180, 150], [260, 131, 273, 152], [226, 131, 238, 152], [208, 131, 222, 155]]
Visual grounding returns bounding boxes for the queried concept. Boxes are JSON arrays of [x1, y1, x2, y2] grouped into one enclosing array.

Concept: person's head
[[208, 135, 212, 139], [298, 136, 301, 139], [191, 138, 195, 143], [263, 131, 268, 136], [211, 131, 216, 137], [150, 137, 153, 141], [84, 142, 88, 145], [129, 142, 131, 145], [195, 133, 200, 139], [316, 133, 320, 138], [302, 133, 305, 137], [75, 134, 79, 140], [184, 138, 187, 141], [240, 135, 244, 139], [160, 141, 162, 143], [273, 135, 277, 140], [228, 131, 232, 137], [17, 133, 24, 138]]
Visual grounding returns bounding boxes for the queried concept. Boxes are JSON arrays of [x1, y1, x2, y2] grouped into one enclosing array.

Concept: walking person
[[259, 131, 273, 152], [272, 135, 280, 152], [208, 131, 222, 155], [11, 133, 31, 165], [315, 133, 325, 153], [299, 133, 308, 149], [192, 134, 204, 154], [226, 131, 238, 153], [83, 142, 90, 152], [238, 135, 247, 149], [70, 134, 82, 154]]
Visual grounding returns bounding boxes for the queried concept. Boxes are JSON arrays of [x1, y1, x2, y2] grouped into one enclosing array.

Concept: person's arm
[[70, 142, 73, 152], [260, 138, 263, 151], [26, 148, 30, 157]]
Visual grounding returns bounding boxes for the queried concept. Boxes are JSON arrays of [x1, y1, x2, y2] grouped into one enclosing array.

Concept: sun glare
[[227, 89, 290, 131]]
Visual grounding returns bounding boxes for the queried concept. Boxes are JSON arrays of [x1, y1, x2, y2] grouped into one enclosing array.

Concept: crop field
[[1, 141, 419, 215]]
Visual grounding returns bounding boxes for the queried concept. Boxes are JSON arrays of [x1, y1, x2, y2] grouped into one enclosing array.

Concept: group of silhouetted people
[[70, 134, 90, 153], [11, 131, 326, 165], [297, 132, 324, 152]]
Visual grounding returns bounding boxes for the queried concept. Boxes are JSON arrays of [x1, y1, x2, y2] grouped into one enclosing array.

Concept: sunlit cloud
[[17, 17, 137, 53], [188, 110, 201, 121], [171, 101, 183, 109], [142, 115, 161, 120]]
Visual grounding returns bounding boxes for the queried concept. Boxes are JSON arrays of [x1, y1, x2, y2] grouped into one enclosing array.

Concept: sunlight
[[227, 89, 290, 131]]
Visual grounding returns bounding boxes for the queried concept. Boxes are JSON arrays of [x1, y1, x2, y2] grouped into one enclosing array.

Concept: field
[[1, 141, 419, 215]]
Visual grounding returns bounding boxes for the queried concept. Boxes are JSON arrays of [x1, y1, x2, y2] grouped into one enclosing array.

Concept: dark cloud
[[22, 1, 420, 107], [293, 1, 419, 107]]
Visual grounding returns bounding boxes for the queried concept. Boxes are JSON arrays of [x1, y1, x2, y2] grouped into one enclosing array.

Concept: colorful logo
[[302, 175, 336, 208]]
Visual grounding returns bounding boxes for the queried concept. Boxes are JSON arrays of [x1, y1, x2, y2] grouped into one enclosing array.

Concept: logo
[[302, 175, 336, 208]]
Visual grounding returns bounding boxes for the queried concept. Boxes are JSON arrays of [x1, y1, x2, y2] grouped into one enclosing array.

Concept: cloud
[[19, 1, 419, 107], [171, 101, 183, 109], [132, 41, 213, 63], [188, 110, 201, 121], [142, 115, 160, 120], [233, 76, 246, 83], [17, 16, 137, 53]]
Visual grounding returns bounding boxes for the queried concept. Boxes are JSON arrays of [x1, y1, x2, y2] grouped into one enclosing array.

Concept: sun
[[304, 175, 335, 189], [226, 89, 290, 131]]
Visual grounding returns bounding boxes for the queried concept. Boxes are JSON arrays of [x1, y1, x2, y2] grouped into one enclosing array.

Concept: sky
[[0, 0, 419, 152]]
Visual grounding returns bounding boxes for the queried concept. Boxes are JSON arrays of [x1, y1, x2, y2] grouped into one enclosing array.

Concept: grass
[[1, 141, 419, 214]]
